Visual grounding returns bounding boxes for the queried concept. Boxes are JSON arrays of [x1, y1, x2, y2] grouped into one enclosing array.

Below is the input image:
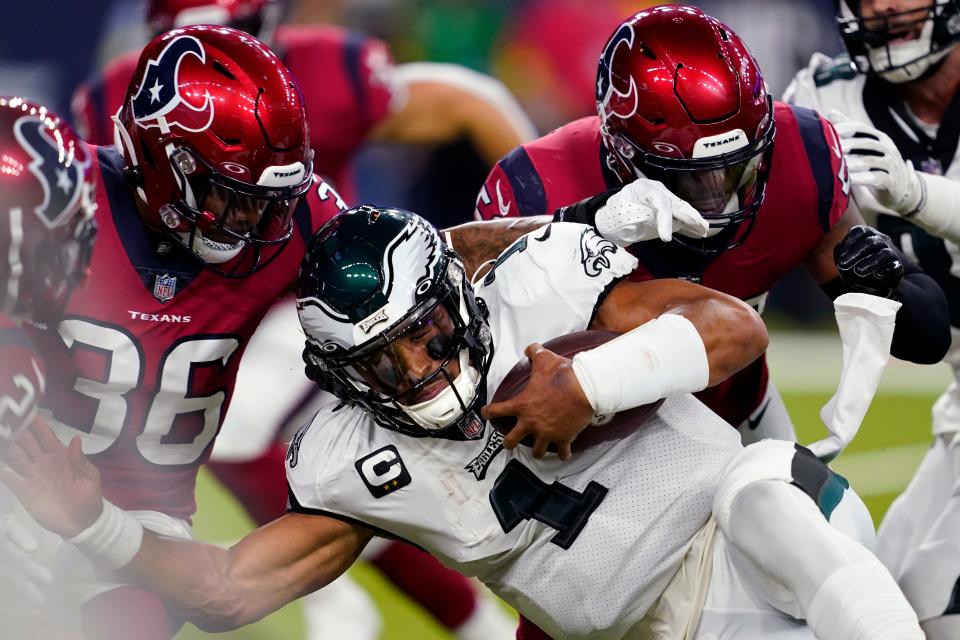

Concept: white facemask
[[398, 349, 481, 431], [182, 229, 244, 264], [869, 16, 957, 82]]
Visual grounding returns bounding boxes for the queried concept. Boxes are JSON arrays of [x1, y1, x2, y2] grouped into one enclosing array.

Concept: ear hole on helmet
[[213, 131, 242, 146], [124, 166, 144, 190], [212, 59, 236, 81], [639, 43, 657, 60]]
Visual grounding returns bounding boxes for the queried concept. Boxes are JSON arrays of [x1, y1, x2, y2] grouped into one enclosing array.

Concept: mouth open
[[409, 378, 451, 404], [887, 28, 917, 45]]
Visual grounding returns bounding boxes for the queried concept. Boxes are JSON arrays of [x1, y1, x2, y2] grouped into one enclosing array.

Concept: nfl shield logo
[[460, 413, 484, 439], [153, 274, 177, 302]]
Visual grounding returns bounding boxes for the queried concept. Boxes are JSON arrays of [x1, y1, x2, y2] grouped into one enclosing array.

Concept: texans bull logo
[[596, 23, 639, 123], [13, 116, 86, 229], [131, 35, 215, 133]]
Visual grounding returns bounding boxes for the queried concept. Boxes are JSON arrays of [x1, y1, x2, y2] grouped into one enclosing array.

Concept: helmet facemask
[[603, 101, 776, 255], [304, 256, 493, 440], [156, 144, 312, 277], [838, 0, 960, 83]]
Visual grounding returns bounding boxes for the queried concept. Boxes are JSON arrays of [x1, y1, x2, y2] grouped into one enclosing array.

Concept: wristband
[[902, 171, 927, 219], [68, 499, 144, 571], [571, 314, 709, 415], [552, 189, 617, 225]]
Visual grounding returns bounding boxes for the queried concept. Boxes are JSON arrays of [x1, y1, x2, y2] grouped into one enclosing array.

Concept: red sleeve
[[0, 323, 43, 440], [72, 77, 110, 146], [306, 175, 349, 233], [821, 115, 851, 229], [474, 162, 523, 220], [354, 36, 397, 128], [71, 53, 139, 147]]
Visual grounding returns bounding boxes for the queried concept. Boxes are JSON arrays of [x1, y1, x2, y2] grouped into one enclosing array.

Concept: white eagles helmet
[[296, 205, 493, 439]]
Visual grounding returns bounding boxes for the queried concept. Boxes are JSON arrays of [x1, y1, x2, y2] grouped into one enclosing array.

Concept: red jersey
[[476, 103, 850, 426], [0, 314, 45, 441], [27, 147, 345, 519], [72, 25, 397, 202]]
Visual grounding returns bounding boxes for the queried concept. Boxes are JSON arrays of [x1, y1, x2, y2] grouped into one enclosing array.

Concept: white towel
[[808, 293, 901, 461]]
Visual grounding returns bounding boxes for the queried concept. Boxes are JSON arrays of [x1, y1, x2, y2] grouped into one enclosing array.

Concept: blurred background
[[0, 0, 847, 323], [2, 1, 948, 638]]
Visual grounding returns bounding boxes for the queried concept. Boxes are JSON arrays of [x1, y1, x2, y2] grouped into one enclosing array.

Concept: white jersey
[[786, 52, 960, 436], [286, 223, 743, 639]]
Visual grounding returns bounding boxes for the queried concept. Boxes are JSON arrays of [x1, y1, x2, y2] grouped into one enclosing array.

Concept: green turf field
[[177, 342, 947, 639]]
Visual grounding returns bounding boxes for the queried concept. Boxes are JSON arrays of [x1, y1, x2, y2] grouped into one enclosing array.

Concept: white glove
[[829, 111, 924, 216], [594, 178, 709, 246]]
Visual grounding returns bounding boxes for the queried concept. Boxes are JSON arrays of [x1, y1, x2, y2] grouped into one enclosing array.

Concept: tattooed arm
[[443, 216, 551, 277]]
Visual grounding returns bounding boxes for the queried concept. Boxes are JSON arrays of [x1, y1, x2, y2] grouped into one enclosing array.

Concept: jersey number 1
[[489, 459, 607, 549]]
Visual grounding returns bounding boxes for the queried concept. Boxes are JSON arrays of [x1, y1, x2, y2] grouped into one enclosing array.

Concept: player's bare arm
[[370, 63, 537, 165], [484, 277, 768, 458], [444, 215, 551, 277], [1, 421, 373, 632], [806, 202, 950, 364]]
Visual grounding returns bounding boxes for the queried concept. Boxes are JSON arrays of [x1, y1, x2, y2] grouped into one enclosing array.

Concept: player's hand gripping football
[[829, 110, 924, 216], [595, 177, 710, 246], [481, 343, 594, 460], [0, 418, 104, 540], [834, 225, 904, 299]]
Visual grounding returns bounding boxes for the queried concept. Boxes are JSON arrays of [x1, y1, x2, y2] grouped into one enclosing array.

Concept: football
[[489, 330, 664, 452]]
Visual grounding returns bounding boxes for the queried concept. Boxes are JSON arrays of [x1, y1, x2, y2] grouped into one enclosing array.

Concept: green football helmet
[[297, 205, 493, 439]]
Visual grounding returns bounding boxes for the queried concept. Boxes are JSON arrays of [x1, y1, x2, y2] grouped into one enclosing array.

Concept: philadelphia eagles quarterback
[[2, 206, 923, 639]]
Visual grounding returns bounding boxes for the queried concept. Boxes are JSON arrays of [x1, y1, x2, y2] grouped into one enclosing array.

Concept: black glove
[[833, 225, 904, 299]]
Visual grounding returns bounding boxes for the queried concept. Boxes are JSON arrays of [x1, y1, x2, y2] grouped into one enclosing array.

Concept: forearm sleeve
[[822, 255, 949, 364], [910, 172, 960, 244], [552, 189, 618, 226]]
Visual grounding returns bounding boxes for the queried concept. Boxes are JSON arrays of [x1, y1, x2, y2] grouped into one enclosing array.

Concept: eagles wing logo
[[13, 116, 86, 229], [131, 36, 215, 133], [597, 23, 639, 123], [580, 229, 617, 277]]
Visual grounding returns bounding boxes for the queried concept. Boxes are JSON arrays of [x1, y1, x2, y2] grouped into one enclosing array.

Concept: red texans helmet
[[0, 97, 97, 321], [115, 25, 313, 276], [149, 0, 286, 44], [596, 5, 775, 253]]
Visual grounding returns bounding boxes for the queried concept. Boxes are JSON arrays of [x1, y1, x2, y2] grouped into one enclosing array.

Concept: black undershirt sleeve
[[822, 253, 950, 365], [552, 189, 619, 226]]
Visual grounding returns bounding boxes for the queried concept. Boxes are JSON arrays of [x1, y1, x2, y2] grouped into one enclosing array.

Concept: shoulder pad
[[813, 53, 858, 88]]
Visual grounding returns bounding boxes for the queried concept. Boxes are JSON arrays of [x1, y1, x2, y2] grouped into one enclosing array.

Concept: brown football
[[489, 330, 664, 452]]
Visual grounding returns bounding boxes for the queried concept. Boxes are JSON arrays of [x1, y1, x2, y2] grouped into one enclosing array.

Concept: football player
[[785, 1, 960, 637], [75, 4, 535, 636], [1, 205, 924, 639], [0, 25, 546, 640], [474, 4, 949, 447], [0, 96, 97, 637]]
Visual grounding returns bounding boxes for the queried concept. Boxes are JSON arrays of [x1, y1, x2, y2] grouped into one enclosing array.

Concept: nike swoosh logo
[[495, 179, 511, 217], [746, 398, 772, 431]]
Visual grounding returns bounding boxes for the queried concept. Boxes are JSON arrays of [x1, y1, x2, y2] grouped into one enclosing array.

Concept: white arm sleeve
[[909, 171, 960, 244]]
